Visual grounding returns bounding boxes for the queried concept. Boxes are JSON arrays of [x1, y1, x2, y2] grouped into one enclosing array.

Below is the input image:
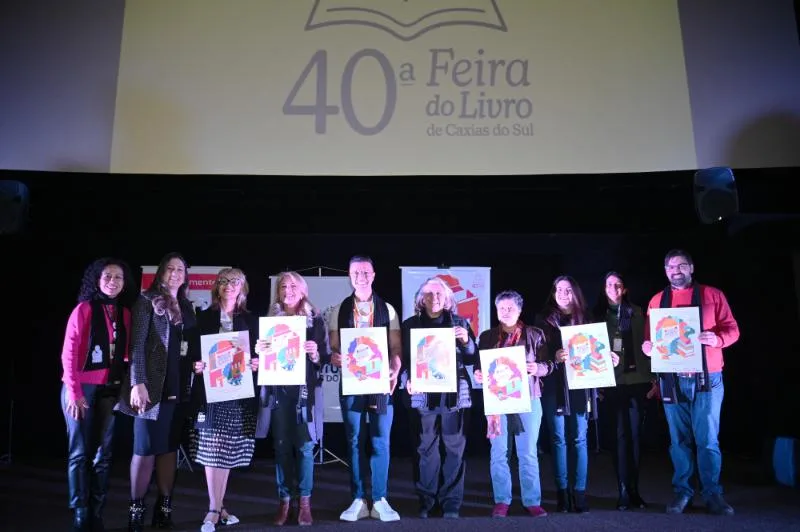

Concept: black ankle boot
[[573, 490, 589, 513], [152, 495, 174, 529], [72, 507, 89, 532], [128, 500, 146, 532], [617, 483, 630, 511], [629, 478, 647, 509], [556, 489, 571, 513]]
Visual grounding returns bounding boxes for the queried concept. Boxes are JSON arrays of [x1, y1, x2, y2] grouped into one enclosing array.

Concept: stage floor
[[1, 449, 798, 531]]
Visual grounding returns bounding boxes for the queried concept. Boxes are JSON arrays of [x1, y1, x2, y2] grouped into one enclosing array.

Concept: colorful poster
[[200, 331, 255, 404], [479, 346, 531, 415], [400, 266, 490, 388], [340, 327, 391, 396], [559, 322, 617, 390], [409, 328, 457, 393], [649, 306, 703, 373], [258, 316, 308, 386], [140, 265, 228, 311]]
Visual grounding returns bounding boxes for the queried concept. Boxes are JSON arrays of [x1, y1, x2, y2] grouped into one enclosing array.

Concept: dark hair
[[542, 275, 588, 325], [593, 270, 632, 318], [664, 249, 693, 266], [494, 290, 524, 309], [348, 255, 374, 268], [77, 257, 134, 304], [147, 252, 190, 302]]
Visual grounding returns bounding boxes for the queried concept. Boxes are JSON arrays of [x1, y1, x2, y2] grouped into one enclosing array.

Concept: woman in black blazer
[[190, 268, 258, 532]]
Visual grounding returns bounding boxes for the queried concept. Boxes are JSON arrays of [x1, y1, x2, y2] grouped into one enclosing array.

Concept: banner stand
[[272, 266, 351, 468]]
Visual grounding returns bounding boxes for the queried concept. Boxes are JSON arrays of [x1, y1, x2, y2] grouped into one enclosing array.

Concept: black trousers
[[61, 384, 117, 513], [608, 382, 650, 491], [414, 410, 466, 513]]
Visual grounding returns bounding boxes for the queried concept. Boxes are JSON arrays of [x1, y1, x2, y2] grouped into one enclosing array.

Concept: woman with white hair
[[254, 271, 329, 526], [400, 276, 477, 519]]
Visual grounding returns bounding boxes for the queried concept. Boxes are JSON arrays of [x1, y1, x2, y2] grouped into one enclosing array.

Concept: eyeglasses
[[218, 278, 243, 286], [665, 263, 691, 272]]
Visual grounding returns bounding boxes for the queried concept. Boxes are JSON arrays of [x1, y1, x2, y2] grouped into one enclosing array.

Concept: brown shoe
[[274, 498, 291, 526], [298, 496, 313, 526]]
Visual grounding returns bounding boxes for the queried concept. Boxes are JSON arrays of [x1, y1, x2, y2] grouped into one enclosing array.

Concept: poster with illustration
[[559, 322, 617, 390], [258, 316, 308, 386], [479, 346, 532, 415], [649, 307, 703, 373], [340, 327, 391, 396], [200, 331, 254, 404], [409, 328, 457, 393]]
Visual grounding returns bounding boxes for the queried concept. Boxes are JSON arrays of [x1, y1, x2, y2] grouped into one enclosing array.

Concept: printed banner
[[649, 307, 703, 373], [140, 266, 228, 311], [111, 0, 697, 175], [409, 328, 457, 393], [200, 331, 255, 403], [258, 316, 308, 386], [479, 346, 531, 415], [400, 266, 490, 389], [559, 322, 617, 390], [269, 274, 352, 422], [340, 327, 391, 396]]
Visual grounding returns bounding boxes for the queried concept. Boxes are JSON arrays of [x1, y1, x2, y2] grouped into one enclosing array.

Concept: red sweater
[[644, 284, 739, 373], [61, 301, 132, 401]]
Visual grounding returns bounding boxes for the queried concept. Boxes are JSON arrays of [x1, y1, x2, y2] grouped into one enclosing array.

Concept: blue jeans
[[272, 402, 315, 498], [61, 384, 117, 511], [542, 392, 589, 491], [489, 398, 543, 506], [341, 395, 394, 500], [662, 372, 724, 499]]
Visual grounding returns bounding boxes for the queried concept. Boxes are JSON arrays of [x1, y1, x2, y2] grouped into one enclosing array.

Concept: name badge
[[109, 344, 116, 360], [612, 338, 623, 352], [180, 341, 188, 357]]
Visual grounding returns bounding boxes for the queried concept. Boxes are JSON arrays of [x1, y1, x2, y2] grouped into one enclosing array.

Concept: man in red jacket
[[642, 250, 739, 516]]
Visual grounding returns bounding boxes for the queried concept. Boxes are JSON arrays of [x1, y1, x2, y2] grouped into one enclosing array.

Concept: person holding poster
[[473, 290, 555, 519], [593, 272, 653, 511], [329, 256, 402, 523], [254, 271, 329, 526], [60, 258, 133, 532], [189, 268, 258, 531], [400, 277, 477, 519], [537, 276, 618, 514], [117, 253, 200, 531], [642, 250, 739, 516]]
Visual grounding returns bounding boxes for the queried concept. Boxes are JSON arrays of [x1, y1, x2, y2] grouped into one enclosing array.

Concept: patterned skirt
[[189, 400, 256, 469]]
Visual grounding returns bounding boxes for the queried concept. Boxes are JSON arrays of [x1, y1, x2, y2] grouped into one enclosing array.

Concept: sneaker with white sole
[[370, 498, 400, 522], [339, 498, 369, 522]]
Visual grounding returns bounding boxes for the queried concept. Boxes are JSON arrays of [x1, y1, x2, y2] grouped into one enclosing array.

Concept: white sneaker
[[339, 498, 369, 522], [370, 498, 400, 521]]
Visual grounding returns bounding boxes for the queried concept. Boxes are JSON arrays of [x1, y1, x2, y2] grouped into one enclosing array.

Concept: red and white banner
[[400, 266, 491, 388], [140, 266, 229, 311]]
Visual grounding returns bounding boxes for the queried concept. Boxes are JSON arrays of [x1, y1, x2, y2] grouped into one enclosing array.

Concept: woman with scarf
[[190, 268, 258, 531], [536, 276, 619, 513], [593, 271, 653, 511], [254, 271, 329, 526], [401, 276, 477, 519], [473, 290, 554, 518], [117, 252, 200, 531], [60, 257, 133, 532]]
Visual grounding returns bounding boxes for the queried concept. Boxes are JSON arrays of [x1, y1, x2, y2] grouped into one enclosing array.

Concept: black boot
[[573, 490, 589, 513], [152, 495, 174, 529], [72, 507, 89, 532], [629, 478, 648, 509], [90, 472, 109, 531], [556, 489, 572, 513], [128, 500, 146, 532], [616, 483, 630, 511]]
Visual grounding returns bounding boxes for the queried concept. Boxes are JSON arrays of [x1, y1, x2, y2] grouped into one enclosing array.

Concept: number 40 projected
[[282, 49, 397, 136]]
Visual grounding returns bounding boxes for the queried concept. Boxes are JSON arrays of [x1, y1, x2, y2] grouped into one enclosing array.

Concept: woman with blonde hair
[[255, 271, 329, 526], [190, 268, 259, 531]]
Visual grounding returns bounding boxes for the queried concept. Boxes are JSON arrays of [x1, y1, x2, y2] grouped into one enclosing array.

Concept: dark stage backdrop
[[1, 179, 798, 463]]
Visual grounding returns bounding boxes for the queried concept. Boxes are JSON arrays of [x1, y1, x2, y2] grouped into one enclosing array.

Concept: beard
[[670, 274, 691, 288]]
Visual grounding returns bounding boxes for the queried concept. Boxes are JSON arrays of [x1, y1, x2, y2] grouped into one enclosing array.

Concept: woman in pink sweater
[[60, 258, 133, 532]]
